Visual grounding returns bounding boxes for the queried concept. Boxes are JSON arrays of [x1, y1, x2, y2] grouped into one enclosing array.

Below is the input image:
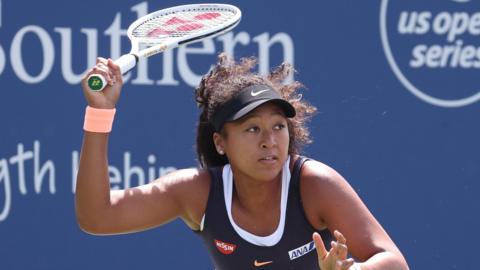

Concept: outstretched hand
[[313, 230, 355, 270]]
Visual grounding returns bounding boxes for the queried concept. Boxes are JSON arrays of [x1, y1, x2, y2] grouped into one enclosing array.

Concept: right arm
[[75, 58, 210, 235]]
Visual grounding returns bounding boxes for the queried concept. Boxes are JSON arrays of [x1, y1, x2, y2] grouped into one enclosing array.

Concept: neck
[[231, 170, 283, 215]]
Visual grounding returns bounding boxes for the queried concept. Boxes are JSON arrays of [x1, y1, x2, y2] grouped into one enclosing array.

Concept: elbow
[[77, 217, 113, 236], [388, 246, 409, 270], [397, 253, 410, 270], [75, 208, 111, 235], [76, 213, 101, 235], [385, 250, 410, 270], [361, 248, 409, 270]]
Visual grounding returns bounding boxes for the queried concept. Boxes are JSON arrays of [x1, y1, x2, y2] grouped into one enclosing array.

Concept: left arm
[[300, 160, 409, 270]]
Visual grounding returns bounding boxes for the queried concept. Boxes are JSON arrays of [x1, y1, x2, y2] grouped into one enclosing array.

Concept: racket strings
[[132, 8, 237, 40]]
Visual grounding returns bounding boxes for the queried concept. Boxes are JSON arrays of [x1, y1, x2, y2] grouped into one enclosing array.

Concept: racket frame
[[88, 3, 241, 91]]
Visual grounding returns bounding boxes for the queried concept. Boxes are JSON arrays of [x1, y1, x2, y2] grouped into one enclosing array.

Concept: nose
[[260, 130, 276, 149]]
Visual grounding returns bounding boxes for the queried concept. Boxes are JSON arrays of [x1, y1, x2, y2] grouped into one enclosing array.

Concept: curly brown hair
[[195, 53, 316, 168]]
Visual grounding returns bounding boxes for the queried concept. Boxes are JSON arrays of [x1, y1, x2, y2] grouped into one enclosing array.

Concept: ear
[[213, 132, 225, 155]]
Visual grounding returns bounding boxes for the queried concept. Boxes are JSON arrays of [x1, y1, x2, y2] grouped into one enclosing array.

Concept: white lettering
[[398, 11, 431, 34], [410, 44, 427, 68], [398, 11, 415, 34], [177, 39, 216, 87], [8, 143, 33, 194], [409, 39, 480, 68], [459, 44, 476, 67], [288, 241, 315, 260], [397, 10, 480, 69], [33, 141, 56, 194], [71, 151, 78, 193], [104, 13, 133, 85], [0, 141, 55, 222], [469, 13, 480, 35], [398, 11, 480, 41], [55, 27, 98, 84], [11, 26, 55, 83], [449, 12, 469, 42], [253, 32, 294, 82], [109, 166, 122, 190], [156, 50, 179, 86], [0, 159, 12, 222], [124, 152, 145, 188], [217, 31, 251, 58], [0, 1, 296, 87], [71, 150, 178, 192], [3, 142, 183, 222], [425, 45, 443, 67], [130, 2, 153, 86], [433, 12, 452, 36], [104, 13, 127, 61], [0, 44, 5, 75], [148, 154, 156, 182], [381, 1, 480, 107], [416, 12, 432, 34]]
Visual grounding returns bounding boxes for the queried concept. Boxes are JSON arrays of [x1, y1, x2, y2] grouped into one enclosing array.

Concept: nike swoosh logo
[[254, 260, 273, 267], [251, 89, 270, 96]]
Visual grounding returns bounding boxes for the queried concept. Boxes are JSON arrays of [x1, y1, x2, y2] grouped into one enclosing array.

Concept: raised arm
[[75, 58, 209, 235]]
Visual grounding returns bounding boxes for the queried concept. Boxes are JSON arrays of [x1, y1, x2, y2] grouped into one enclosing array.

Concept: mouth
[[258, 155, 278, 162]]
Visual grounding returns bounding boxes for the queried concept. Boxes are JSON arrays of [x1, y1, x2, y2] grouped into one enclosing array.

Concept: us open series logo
[[380, 0, 480, 108]]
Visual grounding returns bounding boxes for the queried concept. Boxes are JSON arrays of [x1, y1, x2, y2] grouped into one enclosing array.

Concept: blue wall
[[0, 0, 479, 269]]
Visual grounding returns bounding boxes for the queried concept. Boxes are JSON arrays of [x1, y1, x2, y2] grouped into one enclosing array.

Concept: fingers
[[334, 230, 347, 245], [332, 230, 348, 259], [96, 57, 108, 64], [331, 240, 348, 259], [315, 230, 356, 270], [86, 58, 118, 86], [107, 58, 123, 85], [313, 232, 328, 260], [81, 57, 123, 108], [336, 258, 354, 270]]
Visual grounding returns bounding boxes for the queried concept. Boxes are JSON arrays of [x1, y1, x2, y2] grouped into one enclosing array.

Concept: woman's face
[[214, 102, 290, 182]]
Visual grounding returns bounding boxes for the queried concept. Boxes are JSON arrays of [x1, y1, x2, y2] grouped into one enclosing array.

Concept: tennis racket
[[87, 3, 241, 91]]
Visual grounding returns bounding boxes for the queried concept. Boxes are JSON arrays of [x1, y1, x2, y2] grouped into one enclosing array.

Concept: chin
[[255, 166, 283, 181]]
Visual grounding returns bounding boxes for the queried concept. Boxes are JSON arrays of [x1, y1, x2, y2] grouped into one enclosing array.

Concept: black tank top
[[194, 156, 332, 270]]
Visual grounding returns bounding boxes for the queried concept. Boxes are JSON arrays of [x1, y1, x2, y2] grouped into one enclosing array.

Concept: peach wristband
[[83, 106, 116, 133]]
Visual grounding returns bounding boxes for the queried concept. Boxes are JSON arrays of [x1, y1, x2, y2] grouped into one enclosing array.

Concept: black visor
[[211, 85, 296, 131]]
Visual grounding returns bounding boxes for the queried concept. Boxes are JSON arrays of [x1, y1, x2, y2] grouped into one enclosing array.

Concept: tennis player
[[76, 53, 409, 270]]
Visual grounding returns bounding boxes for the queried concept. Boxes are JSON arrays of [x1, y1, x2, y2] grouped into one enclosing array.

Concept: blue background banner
[[0, 0, 479, 269]]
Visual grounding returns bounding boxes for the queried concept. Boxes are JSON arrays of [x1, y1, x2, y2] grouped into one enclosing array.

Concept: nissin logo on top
[[380, 0, 480, 108], [0, 1, 295, 88]]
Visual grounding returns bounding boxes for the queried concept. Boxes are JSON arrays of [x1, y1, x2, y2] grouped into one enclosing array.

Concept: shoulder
[[154, 167, 211, 186], [300, 158, 346, 188], [298, 158, 361, 228], [153, 167, 213, 202], [152, 167, 213, 229], [298, 159, 406, 262]]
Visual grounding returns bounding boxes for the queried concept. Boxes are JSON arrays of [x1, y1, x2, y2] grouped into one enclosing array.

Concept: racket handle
[[87, 54, 138, 91]]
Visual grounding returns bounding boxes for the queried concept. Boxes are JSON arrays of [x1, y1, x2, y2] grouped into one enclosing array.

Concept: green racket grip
[[87, 54, 138, 92], [87, 74, 107, 92]]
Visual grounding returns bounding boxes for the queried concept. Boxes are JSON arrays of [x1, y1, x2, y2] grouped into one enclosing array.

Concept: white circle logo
[[380, 0, 480, 107]]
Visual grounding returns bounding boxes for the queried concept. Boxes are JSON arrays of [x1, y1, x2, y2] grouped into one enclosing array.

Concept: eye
[[274, 123, 286, 130], [246, 126, 260, 133]]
